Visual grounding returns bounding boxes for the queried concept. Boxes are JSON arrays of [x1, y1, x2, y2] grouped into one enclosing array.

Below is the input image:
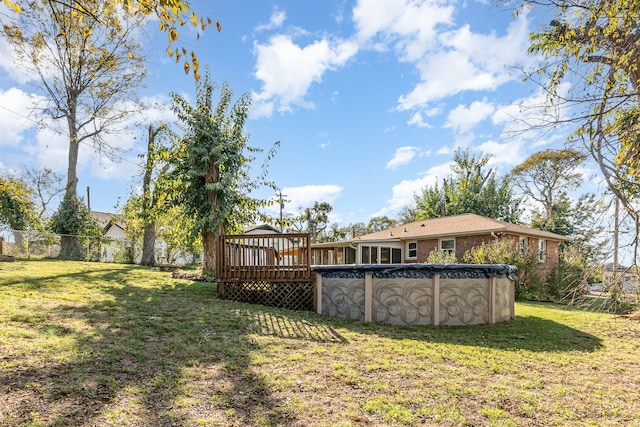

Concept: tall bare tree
[[4, 0, 220, 80], [22, 167, 64, 221], [511, 0, 640, 260], [2, 0, 146, 256], [140, 124, 168, 266], [509, 149, 585, 231], [3, 0, 146, 198]]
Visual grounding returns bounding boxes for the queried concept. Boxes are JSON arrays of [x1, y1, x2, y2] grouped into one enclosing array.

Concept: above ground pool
[[313, 264, 516, 326]]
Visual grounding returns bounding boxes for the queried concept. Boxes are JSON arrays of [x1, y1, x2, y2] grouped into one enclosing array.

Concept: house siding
[[403, 233, 560, 275], [540, 239, 560, 274], [454, 234, 494, 261], [311, 214, 567, 281], [415, 239, 438, 262]]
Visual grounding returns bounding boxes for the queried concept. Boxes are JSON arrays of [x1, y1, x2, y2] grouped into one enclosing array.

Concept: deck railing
[[216, 233, 312, 283], [216, 233, 314, 310]]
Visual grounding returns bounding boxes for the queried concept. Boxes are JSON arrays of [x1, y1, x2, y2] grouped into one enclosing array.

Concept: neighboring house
[[243, 224, 282, 235], [601, 263, 639, 294], [91, 211, 127, 262], [311, 213, 570, 274], [225, 224, 308, 267], [92, 211, 126, 240]]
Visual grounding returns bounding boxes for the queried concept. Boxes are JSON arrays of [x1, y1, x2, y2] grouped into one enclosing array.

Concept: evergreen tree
[[50, 193, 101, 259], [171, 73, 277, 272], [414, 149, 521, 222]]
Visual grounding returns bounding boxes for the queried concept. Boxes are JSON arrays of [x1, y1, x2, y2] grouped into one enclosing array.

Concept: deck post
[[316, 272, 323, 315]]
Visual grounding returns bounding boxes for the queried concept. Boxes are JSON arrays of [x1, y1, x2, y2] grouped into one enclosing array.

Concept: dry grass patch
[[1, 260, 639, 426]]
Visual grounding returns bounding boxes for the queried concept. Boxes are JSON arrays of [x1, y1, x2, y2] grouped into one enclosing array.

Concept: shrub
[[462, 239, 539, 299], [424, 249, 457, 264], [50, 194, 101, 260]]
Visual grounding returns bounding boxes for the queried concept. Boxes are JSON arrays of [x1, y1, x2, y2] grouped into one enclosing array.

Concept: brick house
[[311, 213, 569, 274]]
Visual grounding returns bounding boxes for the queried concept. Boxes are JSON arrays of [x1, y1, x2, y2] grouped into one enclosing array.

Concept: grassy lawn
[[1, 260, 639, 426]]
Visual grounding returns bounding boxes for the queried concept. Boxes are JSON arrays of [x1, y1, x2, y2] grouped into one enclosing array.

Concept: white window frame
[[519, 236, 528, 254], [360, 244, 403, 264], [407, 241, 418, 259], [440, 238, 455, 255], [538, 239, 546, 262]]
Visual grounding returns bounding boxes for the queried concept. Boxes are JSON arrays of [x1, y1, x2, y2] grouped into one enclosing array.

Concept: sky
[[0, 0, 598, 227]]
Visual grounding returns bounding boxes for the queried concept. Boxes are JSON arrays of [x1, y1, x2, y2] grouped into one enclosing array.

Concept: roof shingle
[[352, 213, 570, 242]]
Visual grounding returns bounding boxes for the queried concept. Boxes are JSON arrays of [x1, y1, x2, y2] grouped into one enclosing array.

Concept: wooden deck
[[216, 233, 315, 310]]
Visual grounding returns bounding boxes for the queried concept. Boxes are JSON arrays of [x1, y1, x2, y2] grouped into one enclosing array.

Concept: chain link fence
[[0, 229, 139, 262], [0, 229, 202, 266]]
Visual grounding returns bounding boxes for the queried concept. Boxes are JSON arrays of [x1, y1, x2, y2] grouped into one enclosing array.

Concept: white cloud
[[353, 0, 455, 59], [437, 145, 453, 156], [317, 131, 332, 149], [445, 100, 495, 133], [407, 112, 432, 128], [374, 161, 452, 216], [0, 33, 34, 85], [0, 88, 39, 147], [0, 161, 20, 176], [86, 152, 139, 181], [386, 146, 420, 169], [249, 1, 532, 123], [251, 35, 359, 117], [256, 9, 287, 32], [33, 98, 174, 182], [31, 127, 69, 173], [475, 139, 524, 169], [397, 12, 533, 111], [492, 82, 572, 147], [279, 184, 343, 214]]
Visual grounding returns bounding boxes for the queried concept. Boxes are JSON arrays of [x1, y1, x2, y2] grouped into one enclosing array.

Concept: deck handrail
[[216, 233, 312, 282]]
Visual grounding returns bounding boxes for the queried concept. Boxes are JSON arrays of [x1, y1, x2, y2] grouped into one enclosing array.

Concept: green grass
[[1, 260, 639, 426]]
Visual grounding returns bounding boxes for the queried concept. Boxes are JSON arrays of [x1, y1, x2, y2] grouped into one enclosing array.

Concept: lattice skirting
[[220, 281, 315, 311]]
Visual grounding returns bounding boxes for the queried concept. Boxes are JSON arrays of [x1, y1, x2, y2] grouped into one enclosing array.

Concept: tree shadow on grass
[[328, 303, 603, 353], [217, 298, 602, 353], [0, 263, 301, 426], [238, 307, 349, 343], [1, 262, 604, 426]]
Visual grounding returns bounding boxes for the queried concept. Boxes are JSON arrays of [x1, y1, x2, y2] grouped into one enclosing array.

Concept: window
[[519, 237, 528, 254], [371, 247, 379, 264], [407, 241, 417, 259], [361, 246, 371, 264], [345, 247, 356, 264], [360, 245, 401, 264], [392, 248, 402, 264], [380, 247, 391, 264], [538, 240, 546, 262], [440, 239, 455, 255]]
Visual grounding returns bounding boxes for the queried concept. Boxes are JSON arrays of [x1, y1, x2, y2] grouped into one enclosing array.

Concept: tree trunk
[[203, 228, 217, 272], [59, 234, 83, 259], [65, 112, 80, 199], [141, 223, 156, 266], [200, 88, 226, 275], [140, 125, 158, 266], [60, 106, 81, 258]]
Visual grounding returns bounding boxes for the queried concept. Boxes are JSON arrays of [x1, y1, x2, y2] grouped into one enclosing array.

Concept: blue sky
[[0, 0, 593, 226]]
